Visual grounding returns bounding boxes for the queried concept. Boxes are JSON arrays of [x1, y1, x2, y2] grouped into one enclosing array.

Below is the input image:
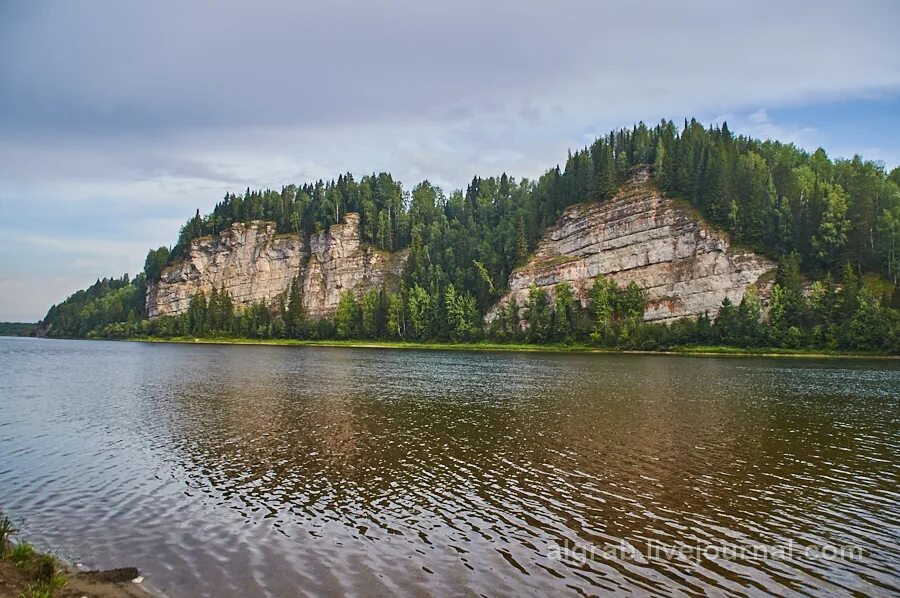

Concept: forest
[[0, 322, 39, 337], [40, 119, 900, 353]]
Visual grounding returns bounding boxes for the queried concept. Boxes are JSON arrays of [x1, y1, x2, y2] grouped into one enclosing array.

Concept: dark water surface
[[0, 337, 898, 596]]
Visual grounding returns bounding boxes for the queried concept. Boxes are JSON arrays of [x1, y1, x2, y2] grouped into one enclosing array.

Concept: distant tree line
[[653, 120, 900, 279], [0, 322, 39, 337], [41, 275, 146, 337], [88, 257, 899, 353], [41, 119, 900, 353]]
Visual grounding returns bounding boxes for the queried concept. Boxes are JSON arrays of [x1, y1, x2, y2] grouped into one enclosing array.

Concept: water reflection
[[0, 338, 898, 596]]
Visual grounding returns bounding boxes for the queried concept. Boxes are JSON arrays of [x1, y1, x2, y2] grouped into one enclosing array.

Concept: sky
[[1, 0, 900, 322]]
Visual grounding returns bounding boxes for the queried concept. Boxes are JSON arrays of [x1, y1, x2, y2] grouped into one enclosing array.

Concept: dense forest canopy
[[40, 119, 900, 352], [41, 275, 146, 338], [0, 322, 38, 337]]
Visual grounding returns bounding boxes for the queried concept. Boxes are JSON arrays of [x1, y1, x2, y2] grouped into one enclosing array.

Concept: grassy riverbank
[[127, 336, 897, 359], [0, 514, 145, 598]]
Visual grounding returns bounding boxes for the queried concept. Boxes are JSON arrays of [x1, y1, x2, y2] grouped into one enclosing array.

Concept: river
[[0, 337, 897, 596]]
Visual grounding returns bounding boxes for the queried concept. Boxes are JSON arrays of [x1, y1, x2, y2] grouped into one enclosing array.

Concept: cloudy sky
[[1, 0, 899, 321]]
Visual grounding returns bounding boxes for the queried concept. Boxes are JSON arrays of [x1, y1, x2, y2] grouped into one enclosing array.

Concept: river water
[[0, 337, 898, 596]]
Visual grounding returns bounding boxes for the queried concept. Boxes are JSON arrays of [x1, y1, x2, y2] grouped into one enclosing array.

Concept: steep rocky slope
[[491, 172, 775, 323], [147, 213, 406, 319], [149, 173, 774, 325], [299, 214, 407, 319]]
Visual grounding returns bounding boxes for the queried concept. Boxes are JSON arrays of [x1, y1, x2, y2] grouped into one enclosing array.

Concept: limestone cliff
[[491, 173, 775, 323], [149, 174, 773, 325], [299, 214, 407, 319], [147, 214, 407, 320]]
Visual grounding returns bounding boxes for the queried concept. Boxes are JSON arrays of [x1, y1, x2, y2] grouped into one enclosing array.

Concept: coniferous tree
[[523, 285, 551, 343], [44, 118, 900, 353], [552, 282, 576, 341], [335, 291, 360, 339], [286, 277, 305, 338]]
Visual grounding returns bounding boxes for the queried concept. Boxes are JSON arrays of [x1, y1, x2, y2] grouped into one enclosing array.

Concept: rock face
[[149, 175, 773, 325], [147, 214, 407, 320], [147, 222, 303, 318], [491, 176, 775, 323], [300, 214, 407, 320]]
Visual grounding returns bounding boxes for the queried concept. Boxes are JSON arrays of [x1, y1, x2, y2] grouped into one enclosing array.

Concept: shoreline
[[0, 517, 151, 598], [119, 336, 899, 360]]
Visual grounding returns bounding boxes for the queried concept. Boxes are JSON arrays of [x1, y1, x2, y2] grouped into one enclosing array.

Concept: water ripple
[[0, 337, 898, 597]]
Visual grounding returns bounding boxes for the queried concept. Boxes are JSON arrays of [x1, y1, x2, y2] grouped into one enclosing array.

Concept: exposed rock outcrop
[[491, 176, 775, 323], [147, 214, 407, 320], [149, 174, 773, 325], [300, 214, 407, 320], [147, 222, 303, 318]]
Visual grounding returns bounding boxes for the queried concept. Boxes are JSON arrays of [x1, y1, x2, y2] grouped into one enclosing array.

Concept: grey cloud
[[3, 1, 899, 136], [1, 0, 900, 320]]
